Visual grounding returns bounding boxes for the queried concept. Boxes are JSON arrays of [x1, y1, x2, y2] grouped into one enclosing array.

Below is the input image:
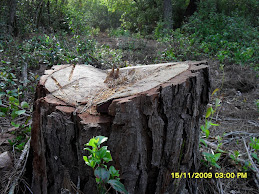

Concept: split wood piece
[[29, 61, 210, 194]]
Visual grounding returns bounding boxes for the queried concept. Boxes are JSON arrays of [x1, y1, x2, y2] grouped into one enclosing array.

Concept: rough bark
[[163, 0, 173, 29], [35, 0, 44, 29], [29, 61, 210, 194], [8, 0, 18, 36]]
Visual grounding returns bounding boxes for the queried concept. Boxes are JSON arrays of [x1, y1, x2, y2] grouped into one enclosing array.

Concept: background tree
[[8, 0, 18, 36], [184, 0, 198, 17], [163, 0, 173, 29]]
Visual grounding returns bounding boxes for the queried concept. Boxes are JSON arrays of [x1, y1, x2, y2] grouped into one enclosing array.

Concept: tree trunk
[[8, 0, 18, 36], [29, 61, 210, 194], [163, 0, 173, 29], [35, 0, 44, 29], [184, 0, 198, 17]]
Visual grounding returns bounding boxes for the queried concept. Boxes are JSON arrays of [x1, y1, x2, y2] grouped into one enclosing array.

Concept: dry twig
[[242, 137, 259, 189], [5, 137, 31, 194]]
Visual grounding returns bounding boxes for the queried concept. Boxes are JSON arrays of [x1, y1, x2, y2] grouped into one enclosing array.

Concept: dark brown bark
[[29, 61, 210, 194]]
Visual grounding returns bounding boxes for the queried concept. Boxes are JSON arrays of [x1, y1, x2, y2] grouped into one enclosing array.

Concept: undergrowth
[[155, 4, 258, 71]]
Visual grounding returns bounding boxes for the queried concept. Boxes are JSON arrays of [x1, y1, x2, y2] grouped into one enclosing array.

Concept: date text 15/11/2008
[[171, 172, 247, 179]]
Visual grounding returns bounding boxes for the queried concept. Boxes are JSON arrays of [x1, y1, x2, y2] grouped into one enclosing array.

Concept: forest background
[[0, 0, 259, 193]]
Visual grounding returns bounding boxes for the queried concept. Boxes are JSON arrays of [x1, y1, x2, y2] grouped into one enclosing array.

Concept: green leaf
[[217, 148, 225, 153], [11, 108, 19, 119], [0, 112, 6, 117], [15, 110, 26, 115], [251, 153, 259, 163], [214, 163, 221, 169], [0, 107, 8, 114], [21, 101, 29, 108], [84, 147, 94, 154], [107, 179, 128, 194], [205, 129, 210, 138], [103, 150, 112, 163], [200, 139, 207, 147], [9, 96, 19, 105], [214, 153, 221, 161], [92, 156, 101, 165], [205, 121, 212, 130], [210, 122, 219, 126], [211, 88, 219, 96], [8, 139, 15, 146], [83, 156, 88, 162], [205, 106, 213, 118], [11, 121, 20, 128], [95, 136, 108, 146], [250, 138, 259, 150], [86, 137, 99, 148], [96, 146, 109, 159], [94, 167, 110, 183], [109, 166, 120, 178], [84, 156, 97, 168], [202, 152, 211, 158], [230, 154, 236, 161], [95, 177, 101, 183], [200, 125, 210, 138], [234, 150, 240, 157]]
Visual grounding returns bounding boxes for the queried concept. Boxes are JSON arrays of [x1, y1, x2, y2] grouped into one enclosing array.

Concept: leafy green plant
[[230, 150, 240, 164], [83, 136, 128, 194], [202, 152, 221, 169], [200, 90, 221, 138], [95, 45, 123, 68], [200, 88, 223, 168], [249, 137, 259, 164], [8, 125, 31, 152]]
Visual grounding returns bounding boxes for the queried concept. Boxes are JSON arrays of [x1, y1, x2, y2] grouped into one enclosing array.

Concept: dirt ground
[[0, 33, 258, 193]]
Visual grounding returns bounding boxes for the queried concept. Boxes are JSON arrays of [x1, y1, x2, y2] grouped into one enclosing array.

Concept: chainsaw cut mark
[[69, 64, 76, 81]]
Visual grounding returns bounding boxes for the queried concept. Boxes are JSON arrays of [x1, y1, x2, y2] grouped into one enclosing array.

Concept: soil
[[0, 32, 258, 193]]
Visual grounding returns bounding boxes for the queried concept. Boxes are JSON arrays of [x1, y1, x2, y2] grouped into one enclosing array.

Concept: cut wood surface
[[30, 61, 210, 194], [42, 62, 190, 110]]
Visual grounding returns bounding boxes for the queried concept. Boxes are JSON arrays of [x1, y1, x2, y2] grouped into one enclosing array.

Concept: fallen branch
[[224, 131, 259, 138], [242, 137, 259, 189], [211, 117, 259, 127], [5, 138, 31, 194]]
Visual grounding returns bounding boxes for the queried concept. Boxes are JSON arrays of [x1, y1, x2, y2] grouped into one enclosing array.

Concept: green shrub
[[83, 136, 128, 194]]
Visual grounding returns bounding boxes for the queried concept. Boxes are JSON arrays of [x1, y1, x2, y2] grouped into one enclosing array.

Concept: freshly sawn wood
[[30, 61, 210, 194]]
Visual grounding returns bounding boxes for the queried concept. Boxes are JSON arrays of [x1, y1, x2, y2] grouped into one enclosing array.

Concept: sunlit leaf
[[86, 137, 99, 148], [95, 136, 108, 146], [214, 153, 221, 161], [11, 121, 20, 128], [212, 88, 219, 96], [205, 106, 213, 118], [21, 101, 29, 108], [15, 110, 26, 115]]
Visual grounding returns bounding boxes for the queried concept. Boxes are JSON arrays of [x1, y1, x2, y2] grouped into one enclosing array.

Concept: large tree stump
[[30, 61, 210, 194]]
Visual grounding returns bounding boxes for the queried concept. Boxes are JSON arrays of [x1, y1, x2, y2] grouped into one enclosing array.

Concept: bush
[[157, 0, 259, 69]]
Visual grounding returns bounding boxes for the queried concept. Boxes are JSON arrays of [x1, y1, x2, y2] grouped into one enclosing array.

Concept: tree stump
[[30, 61, 210, 194]]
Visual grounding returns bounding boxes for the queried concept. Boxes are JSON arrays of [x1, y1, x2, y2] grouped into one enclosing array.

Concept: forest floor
[[0, 32, 259, 193]]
